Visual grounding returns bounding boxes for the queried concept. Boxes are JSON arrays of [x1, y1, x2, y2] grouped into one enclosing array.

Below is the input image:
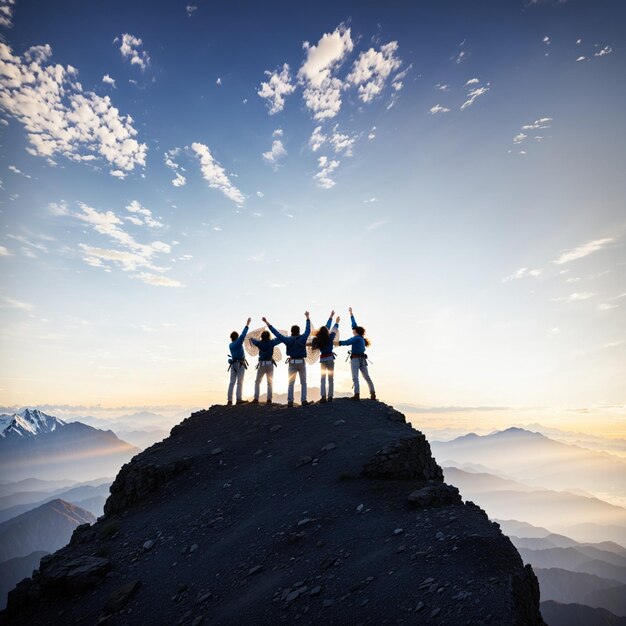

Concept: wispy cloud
[[366, 220, 387, 231], [0, 245, 10, 256], [460, 78, 489, 110], [429, 104, 450, 114], [186, 5, 197, 17], [262, 129, 287, 165], [554, 237, 613, 264], [346, 40, 402, 103], [102, 74, 116, 88], [115, 33, 150, 70], [502, 267, 543, 282], [190, 142, 244, 205], [0, 296, 34, 312], [164, 149, 186, 187], [594, 45, 612, 57], [553, 292, 595, 303], [0, 43, 147, 177], [314, 156, 340, 189], [257, 63, 295, 115]]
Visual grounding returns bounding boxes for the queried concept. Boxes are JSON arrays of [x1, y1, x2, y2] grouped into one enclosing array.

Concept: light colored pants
[[287, 361, 307, 403], [254, 363, 274, 402], [227, 362, 245, 402], [320, 359, 334, 399], [351, 357, 375, 395]]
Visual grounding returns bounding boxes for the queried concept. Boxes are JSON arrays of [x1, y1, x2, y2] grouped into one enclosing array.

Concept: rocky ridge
[[2, 400, 545, 625]]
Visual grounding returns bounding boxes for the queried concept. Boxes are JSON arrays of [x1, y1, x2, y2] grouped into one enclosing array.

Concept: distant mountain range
[[540, 600, 626, 626], [0, 409, 139, 481], [0, 551, 48, 610], [432, 427, 626, 499], [0, 499, 94, 562]]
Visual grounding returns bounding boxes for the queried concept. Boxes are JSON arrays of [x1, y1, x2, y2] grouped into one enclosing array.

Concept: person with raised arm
[[263, 312, 311, 407], [227, 317, 251, 405], [249, 330, 282, 405], [338, 307, 376, 401], [311, 310, 340, 403]]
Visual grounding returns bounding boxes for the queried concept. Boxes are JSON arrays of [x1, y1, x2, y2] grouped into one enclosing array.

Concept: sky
[[0, 0, 624, 437]]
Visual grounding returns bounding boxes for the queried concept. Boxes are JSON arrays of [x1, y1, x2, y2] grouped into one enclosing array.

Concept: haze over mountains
[[0, 409, 139, 481]]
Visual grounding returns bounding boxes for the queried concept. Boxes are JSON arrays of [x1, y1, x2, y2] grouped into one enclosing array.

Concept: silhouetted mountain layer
[[432, 428, 626, 498], [541, 600, 626, 626], [0, 499, 95, 562], [535, 568, 626, 617], [0, 551, 48, 610], [0, 419, 139, 481], [1, 401, 544, 625]]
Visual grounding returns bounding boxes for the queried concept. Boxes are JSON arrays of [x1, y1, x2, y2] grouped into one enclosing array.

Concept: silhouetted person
[[263, 312, 311, 407], [227, 317, 251, 405], [339, 307, 376, 401], [311, 310, 340, 402], [249, 330, 281, 404]]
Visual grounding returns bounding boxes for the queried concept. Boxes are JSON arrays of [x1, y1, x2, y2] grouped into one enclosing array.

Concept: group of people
[[227, 308, 376, 407]]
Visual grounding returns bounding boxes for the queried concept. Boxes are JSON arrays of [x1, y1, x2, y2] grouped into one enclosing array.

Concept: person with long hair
[[227, 317, 251, 405], [338, 307, 376, 401], [262, 311, 311, 407], [249, 330, 281, 404], [311, 310, 340, 403]]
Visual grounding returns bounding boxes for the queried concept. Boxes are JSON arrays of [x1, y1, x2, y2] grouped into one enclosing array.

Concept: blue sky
[[1, 0, 625, 435]]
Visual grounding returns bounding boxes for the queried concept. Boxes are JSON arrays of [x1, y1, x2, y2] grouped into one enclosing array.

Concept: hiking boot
[[370, 392, 377, 400], [319, 397, 327, 403], [227, 401, 233, 406], [328, 397, 333, 403], [266, 400, 272, 405], [287, 401, 294, 408], [251, 398, 259, 404], [350, 394, 360, 401], [236, 399, 248, 405]]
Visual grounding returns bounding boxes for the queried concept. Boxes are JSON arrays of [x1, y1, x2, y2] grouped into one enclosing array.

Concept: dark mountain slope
[[2, 400, 544, 625]]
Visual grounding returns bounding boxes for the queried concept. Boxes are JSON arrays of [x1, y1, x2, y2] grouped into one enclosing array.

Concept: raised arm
[[325, 310, 335, 329], [249, 337, 261, 347], [233, 318, 251, 350], [301, 311, 311, 341], [329, 315, 340, 342], [263, 317, 287, 342], [349, 307, 357, 329]]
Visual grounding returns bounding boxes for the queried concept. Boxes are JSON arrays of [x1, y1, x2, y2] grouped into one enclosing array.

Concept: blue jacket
[[268, 320, 310, 358], [319, 318, 338, 356], [250, 337, 281, 361], [339, 315, 366, 355], [228, 325, 249, 360]]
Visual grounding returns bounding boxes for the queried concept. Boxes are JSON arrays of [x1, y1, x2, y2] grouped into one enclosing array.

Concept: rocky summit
[[2, 400, 545, 625]]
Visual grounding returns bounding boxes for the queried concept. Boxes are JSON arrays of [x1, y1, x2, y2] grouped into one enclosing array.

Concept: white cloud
[[102, 74, 116, 88], [262, 136, 287, 165], [366, 220, 387, 231], [134, 272, 184, 288], [48, 201, 70, 216], [309, 126, 326, 151], [256, 191, 264, 198], [554, 237, 613, 264], [0, 0, 15, 28], [346, 41, 402, 103], [8, 165, 31, 178], [0, 296, 33, 312], [0, 245, 10, 256], [172, 172, 186, 187], [0, 43, 147, 177], [216, 77, 222, 86], [126, 200, 163, 228], [329, 125, 355, 156], [513, 132, 527, 144], [298, 25, 353, 120], [364, 197, 378, 203], [257, 63, 295, 115], [314, 155, 340, 189], [460, 79, 490, 110], [190, 142, 244, 205], [429, 104, 450, 114], [186, 5, 197, 17], [116, 33, 150, 70], [521, 117, 552, 131], [554, 292, 595, 303], [594, 45, 612, 57], [451, 41, 468, 64], [576, 56, 586, 62], [543, 36, 551, 45], [502, 267, 543, 282], [598, 303, 617, 311]]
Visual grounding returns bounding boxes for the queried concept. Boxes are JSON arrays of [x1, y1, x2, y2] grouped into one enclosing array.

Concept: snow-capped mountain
[[0, 409, 66, 438]]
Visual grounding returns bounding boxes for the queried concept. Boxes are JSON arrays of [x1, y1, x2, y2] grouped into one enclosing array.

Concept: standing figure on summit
[[263, 312, 311, 407], [249, 330, 281, 405], [311, 310, 340, 403], [339, 307, 376, 401], [227, 317, 251, 405]]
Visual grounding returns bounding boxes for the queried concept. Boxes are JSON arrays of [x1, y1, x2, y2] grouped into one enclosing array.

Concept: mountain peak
[[0, 408, 65, 439], [3, 400, 545, 625]]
